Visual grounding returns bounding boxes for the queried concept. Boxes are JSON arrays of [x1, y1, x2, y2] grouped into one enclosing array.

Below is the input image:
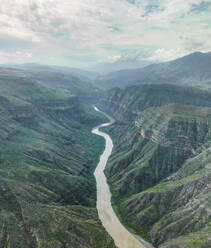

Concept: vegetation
[[0, 77, 115, 247], [1, 65, 211, 248], [0, 66, 102, 104], [99, 84, 211, 122], [99, 84, 211, 248]]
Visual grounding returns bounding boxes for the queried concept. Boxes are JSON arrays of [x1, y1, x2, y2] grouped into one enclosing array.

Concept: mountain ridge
[[95, 51, 211, 90]]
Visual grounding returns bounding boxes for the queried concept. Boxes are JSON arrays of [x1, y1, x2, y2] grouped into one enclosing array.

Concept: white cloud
[[0, 0, 210, 66], [0, 49, 33, 64], [147, 48, 186, 62]]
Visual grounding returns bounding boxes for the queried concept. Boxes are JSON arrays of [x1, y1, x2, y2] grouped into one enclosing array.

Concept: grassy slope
[[0, 67, 102, 104], [122, 145, 211, 248], [99, 86, 211, 248], [0, 78, 115, 248]]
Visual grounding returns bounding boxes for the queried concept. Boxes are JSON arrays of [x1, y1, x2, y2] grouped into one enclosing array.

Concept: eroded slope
[[0, 78, 115, 248], [99, 85, 211, 247]]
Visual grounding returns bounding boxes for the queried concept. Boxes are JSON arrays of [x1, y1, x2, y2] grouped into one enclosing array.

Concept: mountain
[[95, 51, 211, 90], [0, 77, 115, 247], [89, 58, 152, 74], [98, 84, 211, 247], [4, 63, 99, 80], [0, 67, 102, 104]]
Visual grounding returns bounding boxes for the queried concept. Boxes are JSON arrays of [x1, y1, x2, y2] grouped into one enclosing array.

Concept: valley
[[92, 106, 153, 248], [0, 0, 211, 246], [0, 51, 210, 248]]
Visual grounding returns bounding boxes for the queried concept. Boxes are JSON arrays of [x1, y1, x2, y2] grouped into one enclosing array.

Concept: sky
[[0, 0, 211, 68]]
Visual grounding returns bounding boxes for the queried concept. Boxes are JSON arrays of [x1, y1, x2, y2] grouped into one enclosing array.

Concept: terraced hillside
[[0, 78, 115, 248], [99, 85, 211, 248], [99, 84, 211, 122]]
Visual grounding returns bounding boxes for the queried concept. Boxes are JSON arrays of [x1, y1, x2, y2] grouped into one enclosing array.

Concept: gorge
[[0, 53, 210, 248], [92, 106, 153, 248]]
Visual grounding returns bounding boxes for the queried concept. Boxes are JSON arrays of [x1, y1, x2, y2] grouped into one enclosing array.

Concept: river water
[[92, 106, 148, 248]]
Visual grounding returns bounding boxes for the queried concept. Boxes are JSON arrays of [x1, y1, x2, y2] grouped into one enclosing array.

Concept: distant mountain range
[[94, 51, 211, 90], [4, 63, 99, 80], [88, 58, 152, 74], [3, 55, 152, 78], [2, 51, 211, 94]]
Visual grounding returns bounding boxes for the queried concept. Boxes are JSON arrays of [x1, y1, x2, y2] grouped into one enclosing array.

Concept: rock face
[[99, 84, 211, 247], [99, 84, 211, 123], [0, 78, 115, 248], [136, 104, 211, 150]]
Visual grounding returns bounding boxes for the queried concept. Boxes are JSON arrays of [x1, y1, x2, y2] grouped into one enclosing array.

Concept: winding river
[[92, 106, 152, 248]]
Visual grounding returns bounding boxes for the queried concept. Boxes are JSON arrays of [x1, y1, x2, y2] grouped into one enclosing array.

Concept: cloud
[[190, 1, 211, 13], [147, 48, 187, 62], [142, 4, 162, 17], [0, 0, 210, 67], [0, 48, 33, 64]]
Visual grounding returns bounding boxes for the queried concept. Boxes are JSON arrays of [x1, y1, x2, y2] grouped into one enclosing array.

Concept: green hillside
[[0, 78, 115, 247], [99, 85, 211, 247], [0, 67, 102, 104]]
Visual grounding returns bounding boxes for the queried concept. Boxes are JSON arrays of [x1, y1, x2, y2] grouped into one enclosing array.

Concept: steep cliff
[[99, 85, 211, 247], [99, 84, 211, 122], [106, 104, 211, 194]]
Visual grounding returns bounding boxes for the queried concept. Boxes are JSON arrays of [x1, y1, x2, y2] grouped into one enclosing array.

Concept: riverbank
[[92, 106, 153, 248]]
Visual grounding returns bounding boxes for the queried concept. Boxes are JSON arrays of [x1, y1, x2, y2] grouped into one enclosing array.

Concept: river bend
[[92, 106, 148, 248]]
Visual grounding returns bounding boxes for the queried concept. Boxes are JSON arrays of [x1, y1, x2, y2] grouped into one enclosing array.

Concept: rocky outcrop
[[99, 84, 211, 123], [124, 147, 211, 247], [136, 104, 211, 151], [105, 104, 211, 196], [100, 86, 211, 247]]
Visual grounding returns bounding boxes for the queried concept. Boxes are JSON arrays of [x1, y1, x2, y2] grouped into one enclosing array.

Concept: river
[[92, 106, 152, 248]]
